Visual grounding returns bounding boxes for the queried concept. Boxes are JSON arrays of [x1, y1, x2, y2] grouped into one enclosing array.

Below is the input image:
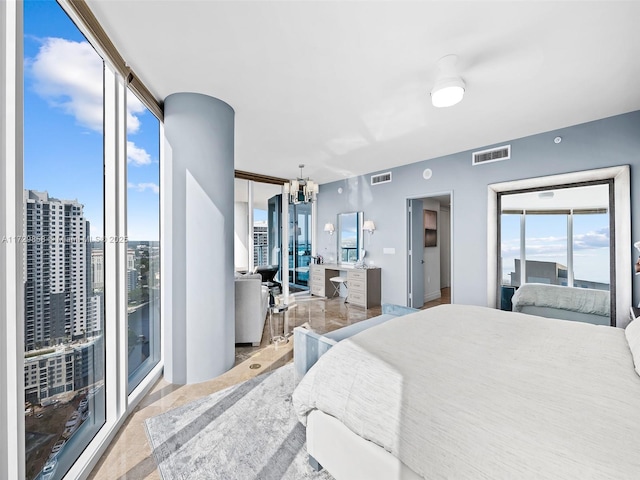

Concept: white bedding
[[292, 304, 640, 479], [512, 283, 610, 317]]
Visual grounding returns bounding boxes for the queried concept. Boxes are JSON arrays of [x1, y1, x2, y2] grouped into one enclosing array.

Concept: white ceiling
[[87, 1, 640, 185]]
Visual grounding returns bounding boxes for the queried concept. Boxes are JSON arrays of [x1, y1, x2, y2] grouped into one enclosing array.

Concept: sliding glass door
[[288, 202, 312, 290]]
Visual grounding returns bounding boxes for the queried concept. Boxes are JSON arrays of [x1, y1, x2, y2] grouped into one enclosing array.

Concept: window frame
[[0, 2, 165, 479]]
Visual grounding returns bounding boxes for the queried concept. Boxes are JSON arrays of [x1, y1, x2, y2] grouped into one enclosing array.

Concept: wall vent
[[371, 172, 392, 185], [472, 145, 511, 166]]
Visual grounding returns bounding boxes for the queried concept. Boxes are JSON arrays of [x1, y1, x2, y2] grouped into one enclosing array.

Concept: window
[[500, 183, 610, 290], [24, 2, 106, 478], [126, 87, 161, 392]]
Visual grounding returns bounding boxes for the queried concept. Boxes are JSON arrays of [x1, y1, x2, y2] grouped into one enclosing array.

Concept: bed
[[292, 304, 640, 479], [511, 283, 611, 326]]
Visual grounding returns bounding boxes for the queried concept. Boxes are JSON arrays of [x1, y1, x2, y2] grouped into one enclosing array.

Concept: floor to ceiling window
[[24, 2, 106, 478], [126, 88, 161, 393], [500, 183, 611, 291]]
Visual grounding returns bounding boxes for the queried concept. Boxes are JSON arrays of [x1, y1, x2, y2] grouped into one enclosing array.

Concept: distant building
[[127, 248, 136, 271], [91, 249, 104, 292], [24, 190, 88, 350], [23, 336, 103, 404], [24, 348, 74, 404], [253, 222, 268, 266], [128, 269, 138, 292], [509, 259, 609, 290]]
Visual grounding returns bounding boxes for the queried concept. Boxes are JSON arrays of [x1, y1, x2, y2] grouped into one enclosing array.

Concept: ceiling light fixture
[[430, 54, 465, 108], [283, 164, 319, 204]]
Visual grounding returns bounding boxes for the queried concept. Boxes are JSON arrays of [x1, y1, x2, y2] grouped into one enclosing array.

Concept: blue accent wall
[[316, 110, 640, 309]]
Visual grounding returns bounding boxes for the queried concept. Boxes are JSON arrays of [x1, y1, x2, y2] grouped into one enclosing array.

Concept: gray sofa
[[235, 273, 269, 346]]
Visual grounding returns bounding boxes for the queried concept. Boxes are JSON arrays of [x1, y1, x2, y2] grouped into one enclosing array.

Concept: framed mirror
[[487, 166, 631, 327], [337, 211, 363, 264]]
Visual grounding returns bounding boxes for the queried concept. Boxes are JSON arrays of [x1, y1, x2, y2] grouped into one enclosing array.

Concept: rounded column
[[163, 92, 235, 384]]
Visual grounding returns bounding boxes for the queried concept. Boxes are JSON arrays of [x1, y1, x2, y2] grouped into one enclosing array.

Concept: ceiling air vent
[[371, 172, 392, 185], [472, 145, 511, 166]]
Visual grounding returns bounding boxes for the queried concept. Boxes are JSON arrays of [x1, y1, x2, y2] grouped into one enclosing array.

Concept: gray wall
[[163, 92, 235, 384], [316, 110, 640, 308]]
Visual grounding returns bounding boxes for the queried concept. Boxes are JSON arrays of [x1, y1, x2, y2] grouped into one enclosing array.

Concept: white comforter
[[292, 304, 640, 479]]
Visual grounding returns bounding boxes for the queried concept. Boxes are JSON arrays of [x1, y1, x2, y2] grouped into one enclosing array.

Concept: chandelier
[[284, 164, 318, 204]]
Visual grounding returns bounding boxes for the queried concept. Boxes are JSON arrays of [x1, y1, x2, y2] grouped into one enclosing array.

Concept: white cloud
[[127, 141, 152, 166], [126, 93, 145, 134], [30, 37, 104, 132], [29, 37, 147, 134], [574, 227, 609, 250], [128, 182, 159, 194]]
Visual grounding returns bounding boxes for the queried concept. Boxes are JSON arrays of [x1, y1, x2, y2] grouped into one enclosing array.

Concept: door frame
[[406, 191, 454, 308]]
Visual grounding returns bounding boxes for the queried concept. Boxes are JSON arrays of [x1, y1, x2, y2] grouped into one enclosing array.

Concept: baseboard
[[424, 290, 442, 303]]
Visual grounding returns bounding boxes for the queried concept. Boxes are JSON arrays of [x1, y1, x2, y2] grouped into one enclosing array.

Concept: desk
[[309, 263, 381, 309]]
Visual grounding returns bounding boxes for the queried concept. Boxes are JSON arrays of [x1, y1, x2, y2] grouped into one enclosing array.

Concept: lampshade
[[324, 223, 335, 235], [363, 220, 376, 234], [286, 164, 318, 204], [430, 54, 465, 108]]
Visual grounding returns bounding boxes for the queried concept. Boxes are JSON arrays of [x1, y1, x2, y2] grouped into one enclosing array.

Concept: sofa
[[235, 273, 269, 346]]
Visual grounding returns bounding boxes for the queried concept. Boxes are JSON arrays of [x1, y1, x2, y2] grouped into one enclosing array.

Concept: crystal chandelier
[[284, 164, 318, 204]]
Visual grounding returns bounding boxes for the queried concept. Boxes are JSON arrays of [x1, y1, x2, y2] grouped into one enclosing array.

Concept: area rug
[[145, 363, 333, 480]]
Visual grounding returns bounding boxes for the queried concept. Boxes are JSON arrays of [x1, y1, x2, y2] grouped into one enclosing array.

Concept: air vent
[[472, 145, 511, 166], [371, 172, 392, 185]]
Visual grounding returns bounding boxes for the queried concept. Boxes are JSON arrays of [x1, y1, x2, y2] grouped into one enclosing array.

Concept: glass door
[[288, 202, 312, 290]]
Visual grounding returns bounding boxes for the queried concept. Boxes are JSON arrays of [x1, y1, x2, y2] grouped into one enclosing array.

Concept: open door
[[408, 199, 425, 308]]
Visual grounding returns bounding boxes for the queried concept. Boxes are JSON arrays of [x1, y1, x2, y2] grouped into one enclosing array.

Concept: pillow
[[625, 316, 640, 376]]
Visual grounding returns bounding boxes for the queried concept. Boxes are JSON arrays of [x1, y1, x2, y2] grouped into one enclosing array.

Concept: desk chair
[[329, 276, 348, 302]]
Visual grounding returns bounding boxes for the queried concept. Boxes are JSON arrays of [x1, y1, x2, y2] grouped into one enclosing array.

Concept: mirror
[[488, 166, 631, 327], [337, 212, 363, 264]]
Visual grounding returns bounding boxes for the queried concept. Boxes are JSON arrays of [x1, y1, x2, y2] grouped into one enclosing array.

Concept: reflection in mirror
[[338, 212, 363, 264], [489, 166, 631, 328], [499, 182, 613, 325], [500, 183, 610, 290]]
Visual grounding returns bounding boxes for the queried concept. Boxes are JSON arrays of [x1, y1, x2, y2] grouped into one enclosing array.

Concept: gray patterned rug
[[145, 363, 333, 480]]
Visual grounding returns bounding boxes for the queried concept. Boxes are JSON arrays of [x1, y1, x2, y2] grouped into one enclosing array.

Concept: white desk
[[309, 263, 381, 309]]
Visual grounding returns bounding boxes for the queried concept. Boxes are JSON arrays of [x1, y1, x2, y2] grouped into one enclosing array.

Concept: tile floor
[[88, 290, 450, 479]]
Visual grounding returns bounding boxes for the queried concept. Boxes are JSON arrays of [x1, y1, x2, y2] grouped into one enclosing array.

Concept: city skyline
[[24, 0, 160, 241]]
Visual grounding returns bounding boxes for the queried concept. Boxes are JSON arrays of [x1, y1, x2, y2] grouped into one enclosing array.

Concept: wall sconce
[[363, 220, 376, 235], [324, 223, 335, 235]]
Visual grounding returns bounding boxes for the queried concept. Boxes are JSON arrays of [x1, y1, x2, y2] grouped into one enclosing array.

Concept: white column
[[248, 180, 254, 272], [163, 93, 235, 384]]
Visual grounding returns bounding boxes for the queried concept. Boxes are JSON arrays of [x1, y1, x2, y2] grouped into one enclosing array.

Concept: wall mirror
[[338, 211, 363, 264], [487, 166, 631, 327]]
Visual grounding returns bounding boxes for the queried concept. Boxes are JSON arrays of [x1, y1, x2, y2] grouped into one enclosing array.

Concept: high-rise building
[[91, 249, 104, 292], [24, 190, 88, 351], [253, 221, 268, 266]]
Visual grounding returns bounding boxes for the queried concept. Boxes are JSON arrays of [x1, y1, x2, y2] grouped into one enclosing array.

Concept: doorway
[[407, 193, 452, 309]]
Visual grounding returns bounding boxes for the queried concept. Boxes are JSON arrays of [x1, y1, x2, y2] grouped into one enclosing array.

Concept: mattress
[[292, 304, 640, 479]]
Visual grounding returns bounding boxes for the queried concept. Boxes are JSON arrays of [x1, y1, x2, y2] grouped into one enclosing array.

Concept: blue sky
[[501, 213, 610, 285], [24, 0, 160, 241]]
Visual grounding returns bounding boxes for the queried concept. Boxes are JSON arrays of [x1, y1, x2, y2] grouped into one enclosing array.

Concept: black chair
[[255, 265, 281, 293]]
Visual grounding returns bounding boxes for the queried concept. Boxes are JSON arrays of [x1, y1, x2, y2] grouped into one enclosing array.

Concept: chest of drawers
[[309, 264, 381, 309]]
